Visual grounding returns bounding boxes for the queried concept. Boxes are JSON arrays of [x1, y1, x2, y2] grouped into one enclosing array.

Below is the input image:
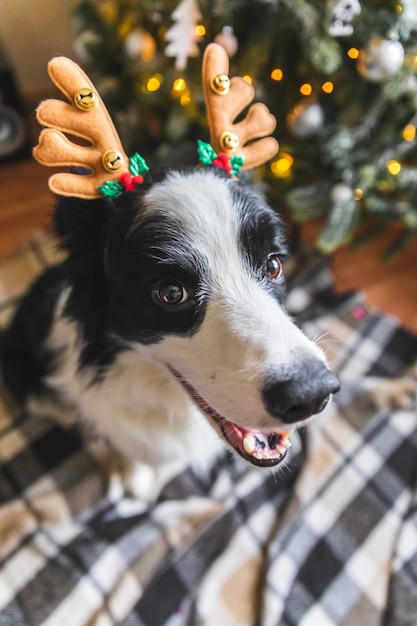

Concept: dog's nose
[[262, 362, 340, 424]]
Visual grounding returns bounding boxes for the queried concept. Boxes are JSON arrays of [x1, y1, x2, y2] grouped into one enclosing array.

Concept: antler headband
[[34, 43, 279, 199], [201, 43, 278, 170]]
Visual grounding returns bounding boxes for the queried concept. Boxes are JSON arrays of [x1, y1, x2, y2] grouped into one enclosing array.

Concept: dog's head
[[61, 166, 338, 469], [37, 48, 339, 469]]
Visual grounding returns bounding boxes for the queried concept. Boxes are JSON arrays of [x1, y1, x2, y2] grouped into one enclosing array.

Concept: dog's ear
[[202, 43, 279, 170], [53, 195, 114, 256]]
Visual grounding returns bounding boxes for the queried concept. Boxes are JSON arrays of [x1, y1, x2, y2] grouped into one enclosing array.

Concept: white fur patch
[[45, 293, 223, 473], [139, 171, 327, 430]]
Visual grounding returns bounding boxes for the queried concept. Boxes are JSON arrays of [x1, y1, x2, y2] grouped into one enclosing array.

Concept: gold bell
[[210, 74, 231, 95], [102, 149, 124, 172], [219, 130, 239, 151], [74, 88, 98, 111]]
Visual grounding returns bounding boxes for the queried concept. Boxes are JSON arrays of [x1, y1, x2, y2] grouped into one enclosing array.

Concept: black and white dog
[[1, 166, 339, 499]]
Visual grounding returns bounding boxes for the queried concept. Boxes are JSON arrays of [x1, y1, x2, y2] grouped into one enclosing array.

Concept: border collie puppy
[[1, 166, 339, 500]]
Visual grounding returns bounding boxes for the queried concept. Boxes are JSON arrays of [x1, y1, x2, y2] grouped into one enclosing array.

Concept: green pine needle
[[317, 201, 359, 253]]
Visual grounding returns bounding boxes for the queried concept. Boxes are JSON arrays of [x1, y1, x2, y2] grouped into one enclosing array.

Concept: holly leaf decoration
[[230, 155, 245, 175], [129, 152, 149, 176], [98, 180, 124, 198], [197, 140, 218, 166]]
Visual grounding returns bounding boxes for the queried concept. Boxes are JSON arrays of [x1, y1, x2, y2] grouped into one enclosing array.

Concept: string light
[[173, 78, 187, 92], [242, 75, 253, 85], [270, 153, 293, 178], [180, 93, 191, 106], [403, 124, 416, 141], [171, 78, 190, 101], [321, 81, 334, 94], [354, 188, 363, 200], [387, 160, 401, 175], [347, 47, 359, 59], [146, 75, 162, 92], [300, 83, 312, 96], [271, 68, 283, 81], [195, 24, 206, 37]]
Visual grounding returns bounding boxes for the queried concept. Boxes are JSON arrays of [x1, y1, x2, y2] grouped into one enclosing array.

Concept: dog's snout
[[262, 362, 340, 424]]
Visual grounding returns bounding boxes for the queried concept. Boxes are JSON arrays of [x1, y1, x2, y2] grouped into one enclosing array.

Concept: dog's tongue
[[169, 366, 293, 467], [226, 423, 293, 463]]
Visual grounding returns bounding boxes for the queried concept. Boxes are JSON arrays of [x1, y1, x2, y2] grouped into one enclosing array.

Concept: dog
[[1, 165, 340, 500]]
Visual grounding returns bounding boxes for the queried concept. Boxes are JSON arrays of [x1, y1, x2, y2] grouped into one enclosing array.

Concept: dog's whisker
[[313, 331, 332, 345], [313, 331, 342, 349]]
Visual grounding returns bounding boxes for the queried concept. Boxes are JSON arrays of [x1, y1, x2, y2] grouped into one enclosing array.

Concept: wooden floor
[[1, 158, 417, 335]]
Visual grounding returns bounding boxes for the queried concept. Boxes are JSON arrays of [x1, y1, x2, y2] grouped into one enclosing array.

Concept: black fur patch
[[230, 182, 288, 301], [1, 266, 64, 403], [105, 205, 210, 344]]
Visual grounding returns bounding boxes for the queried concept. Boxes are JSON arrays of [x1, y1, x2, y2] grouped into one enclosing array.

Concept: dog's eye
[[154, 282, 189, 306], [264, 254, 283, 280]]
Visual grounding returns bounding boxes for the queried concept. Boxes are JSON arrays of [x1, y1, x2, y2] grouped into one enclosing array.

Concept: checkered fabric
[[0, 235, 416, 626]]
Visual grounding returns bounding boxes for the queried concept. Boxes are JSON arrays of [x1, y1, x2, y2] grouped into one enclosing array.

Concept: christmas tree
[[72, 0, 417, 256]]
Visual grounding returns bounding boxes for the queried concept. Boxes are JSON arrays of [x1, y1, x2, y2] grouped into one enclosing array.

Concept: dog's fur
[[1, 167, 339, 499]]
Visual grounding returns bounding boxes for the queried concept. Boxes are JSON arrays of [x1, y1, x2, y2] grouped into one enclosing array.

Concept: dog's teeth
[[243, 434, 256, 454], [282, 438, 292, 450]]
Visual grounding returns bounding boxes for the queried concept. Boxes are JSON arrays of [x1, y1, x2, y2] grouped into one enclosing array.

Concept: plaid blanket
[[0, 234, 417, 626]]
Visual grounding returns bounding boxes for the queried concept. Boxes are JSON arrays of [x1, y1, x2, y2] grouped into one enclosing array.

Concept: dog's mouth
[[170, 368, 293, 468]]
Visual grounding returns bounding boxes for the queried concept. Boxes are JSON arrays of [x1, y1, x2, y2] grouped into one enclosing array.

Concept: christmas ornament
[[287, 101, 324, 137], [165, 0, 203, 71], [73, 30, 101, 65], [0, 105, 27, 159], [357, 37, 404, 82], [124, 29, 156, 62], [325, 0, 361, 37], [330, 183, 353, 204], [214, 26, 238, 58]]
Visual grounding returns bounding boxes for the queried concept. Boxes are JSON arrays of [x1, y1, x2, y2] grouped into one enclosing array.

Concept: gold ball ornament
[[102, 150, 124, 172], [74, 88, 98, 111], [210, 73, 231, 95], [214, 26, 239, 58], [219, 131, 239, 151], [357, 37, 404, 82]]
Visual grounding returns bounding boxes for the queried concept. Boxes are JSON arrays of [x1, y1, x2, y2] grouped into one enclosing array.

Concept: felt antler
[[33, 57, 133, 199], [202, 43, 278, 170]]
